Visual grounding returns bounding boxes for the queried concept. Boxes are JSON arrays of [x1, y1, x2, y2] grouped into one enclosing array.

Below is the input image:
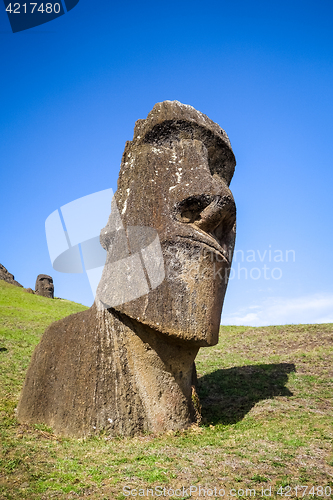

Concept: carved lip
[[175, 232, 230, 265]]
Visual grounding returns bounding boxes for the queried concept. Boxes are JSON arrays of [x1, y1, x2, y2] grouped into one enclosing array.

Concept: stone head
[[35, 274, 54, 299], [97, 101, 236, 347]]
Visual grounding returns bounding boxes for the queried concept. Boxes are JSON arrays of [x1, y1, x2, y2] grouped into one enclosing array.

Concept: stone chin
[[111, 231, 235, 347]]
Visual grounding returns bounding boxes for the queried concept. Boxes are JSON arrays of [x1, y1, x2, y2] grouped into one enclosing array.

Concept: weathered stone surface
[[98, 100, 236, 347], [35, 274, 54, 298], [17, 303, 199, 436], [25, 288, 35, 294], [0, 263, 22, 287], [17, 101, 236, 437]]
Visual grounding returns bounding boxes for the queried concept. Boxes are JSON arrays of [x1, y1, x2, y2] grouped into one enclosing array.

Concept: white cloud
[[222, 293, 333, 326]]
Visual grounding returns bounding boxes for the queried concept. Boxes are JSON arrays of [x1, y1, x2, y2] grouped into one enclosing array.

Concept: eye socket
[[174, 195, 213, 224]]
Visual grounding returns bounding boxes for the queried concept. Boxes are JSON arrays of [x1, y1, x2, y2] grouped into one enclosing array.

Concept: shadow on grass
[[198, 363, 296, 425]]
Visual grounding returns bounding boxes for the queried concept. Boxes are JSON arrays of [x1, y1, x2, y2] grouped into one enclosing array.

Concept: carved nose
[[175, 194, 235, 229], [193, 195, 235, 233], [174, 194, 236, 244]]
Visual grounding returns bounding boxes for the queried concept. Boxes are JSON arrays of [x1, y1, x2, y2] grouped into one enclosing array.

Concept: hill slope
[[0, 281, 332, 499]]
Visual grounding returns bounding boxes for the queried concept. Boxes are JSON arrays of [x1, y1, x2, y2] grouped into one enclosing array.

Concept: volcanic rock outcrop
[[0, 263, 22, 287], [17, 101, 237, 437]]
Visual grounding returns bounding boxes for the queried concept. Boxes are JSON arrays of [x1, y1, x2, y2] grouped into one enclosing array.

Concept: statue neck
[[100, 307, 199, 434]]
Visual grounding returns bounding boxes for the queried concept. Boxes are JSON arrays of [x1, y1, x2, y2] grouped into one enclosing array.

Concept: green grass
[[0, 280, 332, 499]]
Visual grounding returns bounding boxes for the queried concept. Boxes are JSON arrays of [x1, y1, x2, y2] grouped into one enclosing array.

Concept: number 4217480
[[6, 3, 61, 14]]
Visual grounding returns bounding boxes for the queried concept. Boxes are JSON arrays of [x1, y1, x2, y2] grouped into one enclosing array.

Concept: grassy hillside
[[0, 280, 332, 499]]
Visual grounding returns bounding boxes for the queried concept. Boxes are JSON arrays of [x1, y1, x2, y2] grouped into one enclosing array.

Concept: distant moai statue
[[18, 101, 236, 437], [35, 275, 54, 298]]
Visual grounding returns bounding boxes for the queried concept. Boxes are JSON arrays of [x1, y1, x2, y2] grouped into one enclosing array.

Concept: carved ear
[[100, 196, 124, 250]]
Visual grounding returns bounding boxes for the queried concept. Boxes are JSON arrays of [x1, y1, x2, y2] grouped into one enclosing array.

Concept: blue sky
[[1, 0, 333, 325]]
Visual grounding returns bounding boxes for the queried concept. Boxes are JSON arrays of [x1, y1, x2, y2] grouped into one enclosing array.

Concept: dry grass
[[0, 281, 332, 499]]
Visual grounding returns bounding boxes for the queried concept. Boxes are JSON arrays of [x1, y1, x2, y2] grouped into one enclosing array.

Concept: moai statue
[[35, 274, 54, 298], [17, 101, 236, 437]]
